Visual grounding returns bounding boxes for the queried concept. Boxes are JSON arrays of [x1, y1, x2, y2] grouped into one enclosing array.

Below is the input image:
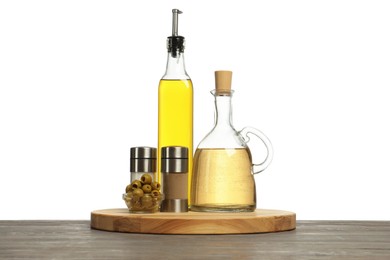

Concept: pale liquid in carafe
[[191, 148, 256, 212]]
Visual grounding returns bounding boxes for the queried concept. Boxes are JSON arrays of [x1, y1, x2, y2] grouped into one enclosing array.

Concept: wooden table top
[[1, 220, 390, 259]]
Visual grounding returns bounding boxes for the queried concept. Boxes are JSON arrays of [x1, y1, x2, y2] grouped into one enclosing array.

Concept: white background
[[1, 0, 389, 220]]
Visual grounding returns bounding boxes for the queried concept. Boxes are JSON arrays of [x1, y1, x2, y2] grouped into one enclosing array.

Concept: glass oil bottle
[[158, 9, 193, 202], [191, 71, 274, 212]]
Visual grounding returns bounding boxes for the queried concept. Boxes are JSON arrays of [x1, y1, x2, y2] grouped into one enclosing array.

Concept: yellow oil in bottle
[[158, 79, 193, 201]]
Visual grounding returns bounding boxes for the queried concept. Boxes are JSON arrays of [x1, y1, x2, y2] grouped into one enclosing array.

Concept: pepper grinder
[[160, 146, 188, 212]]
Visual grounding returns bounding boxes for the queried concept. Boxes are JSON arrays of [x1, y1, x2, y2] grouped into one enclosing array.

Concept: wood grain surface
[[90, 208, 296, 234], [1, 220, 390, 259]]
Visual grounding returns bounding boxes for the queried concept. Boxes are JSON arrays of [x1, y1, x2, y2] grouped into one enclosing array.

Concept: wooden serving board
[[91, 208, 296, 234]]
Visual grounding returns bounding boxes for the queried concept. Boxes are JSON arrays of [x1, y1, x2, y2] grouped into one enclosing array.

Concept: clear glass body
[[158, 51, 193, 203], [191, 91, 257, 212]]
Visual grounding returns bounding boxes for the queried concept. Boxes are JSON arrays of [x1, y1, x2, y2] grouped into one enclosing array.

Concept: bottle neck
[[214, 94, 234, 128], [162, 51, 190, 80]]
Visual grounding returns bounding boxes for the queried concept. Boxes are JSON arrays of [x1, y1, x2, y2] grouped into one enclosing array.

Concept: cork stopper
[[215, 70, 232, 95]]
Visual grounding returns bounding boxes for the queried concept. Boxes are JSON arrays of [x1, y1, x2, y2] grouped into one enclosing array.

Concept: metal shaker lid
[[130, 147, 156, 159], [161, 146, 188, 173], [130, 147, 156, 173], [161, 146, 188, 159]]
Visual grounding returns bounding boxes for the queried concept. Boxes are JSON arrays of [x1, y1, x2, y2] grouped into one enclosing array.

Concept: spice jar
[[160, 146, 188, 212], [130, 147, 157, 183]]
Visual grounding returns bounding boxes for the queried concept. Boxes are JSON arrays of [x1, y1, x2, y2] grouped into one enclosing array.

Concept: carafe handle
[[239, 127, 273, 174]]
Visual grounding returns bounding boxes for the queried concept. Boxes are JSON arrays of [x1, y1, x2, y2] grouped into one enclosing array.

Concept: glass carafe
[[191, 71, 273, 212]]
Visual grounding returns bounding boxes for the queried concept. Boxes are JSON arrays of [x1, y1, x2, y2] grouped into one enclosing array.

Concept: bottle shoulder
[[158, 79, 193, 89], [161, 74, 191, 80], [197, 127, 247, 149]]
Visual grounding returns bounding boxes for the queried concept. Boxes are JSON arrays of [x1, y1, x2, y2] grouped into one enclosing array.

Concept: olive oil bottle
[[158, 9, 193, 203]]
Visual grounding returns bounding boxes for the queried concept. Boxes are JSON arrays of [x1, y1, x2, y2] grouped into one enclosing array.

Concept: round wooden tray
[[91, 208, 296, 234]]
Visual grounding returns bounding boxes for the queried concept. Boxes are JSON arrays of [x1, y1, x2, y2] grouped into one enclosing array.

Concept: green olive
[[131, 180, 142, 189], [132, 188, 144, 198], [125, 184, 133, 193], [141, 195, 153, 208], [151, 181, 161, 190], [141, 174, 153, 185], [125, 192, 132, 201], [132, 202, 143, 211], [142, 184, 152, 193], [151, 190, 160, 198]]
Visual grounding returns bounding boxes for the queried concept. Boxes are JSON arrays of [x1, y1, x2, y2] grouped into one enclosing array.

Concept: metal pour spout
[[172, 9, 183, 36]]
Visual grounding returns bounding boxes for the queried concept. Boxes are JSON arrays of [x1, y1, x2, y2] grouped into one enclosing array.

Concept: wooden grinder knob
[[215, 70, 232, 95]]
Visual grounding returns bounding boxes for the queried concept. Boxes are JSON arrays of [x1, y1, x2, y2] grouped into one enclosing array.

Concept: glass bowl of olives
[[123, 174, 163, 213]]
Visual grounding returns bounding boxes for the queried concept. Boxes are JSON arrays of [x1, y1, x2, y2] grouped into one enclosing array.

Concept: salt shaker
[[130, 147, 157, 183]]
